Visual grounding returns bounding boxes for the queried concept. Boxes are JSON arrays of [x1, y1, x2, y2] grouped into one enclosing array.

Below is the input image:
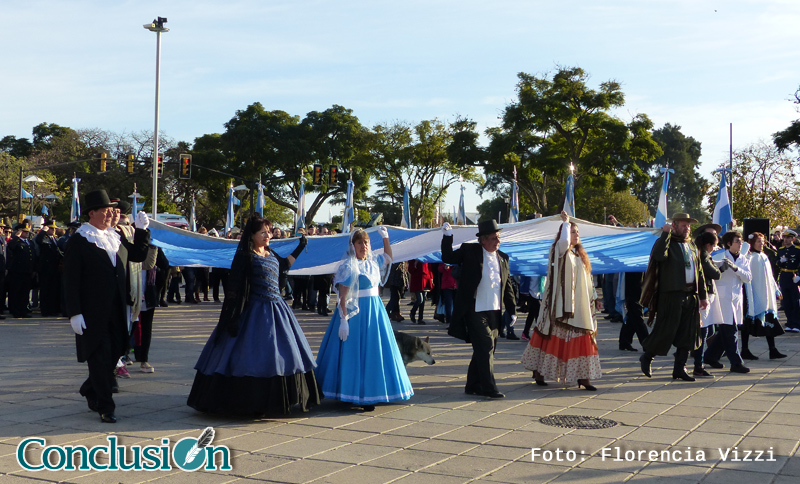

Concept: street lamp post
[[23, 175, 45, 219], [144, 16, 169, 219]]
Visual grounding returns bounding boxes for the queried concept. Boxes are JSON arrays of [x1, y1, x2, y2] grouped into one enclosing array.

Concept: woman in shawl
[[742, 232, 786, 360], [187, 215, 321, 415], [315, 226, 413, 411], [521, 211, 601, 391]]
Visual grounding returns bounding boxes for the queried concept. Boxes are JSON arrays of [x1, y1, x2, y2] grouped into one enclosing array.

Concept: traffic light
[[312, 164, 323, 186], [156, 155, 164, 177], [127, 153, 135, 174], [179, 154, 192, 179], [329, 165, 339, 185], [98, 152, 108, 173]]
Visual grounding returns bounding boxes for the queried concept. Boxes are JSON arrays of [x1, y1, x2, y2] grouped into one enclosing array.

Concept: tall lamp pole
[[144, 17, 169, 218]]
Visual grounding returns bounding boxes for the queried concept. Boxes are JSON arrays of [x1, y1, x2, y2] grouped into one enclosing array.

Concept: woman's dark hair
[[694, 232, 718, 253], [748, 232, 765, 253], [720, 231, 741, 249]]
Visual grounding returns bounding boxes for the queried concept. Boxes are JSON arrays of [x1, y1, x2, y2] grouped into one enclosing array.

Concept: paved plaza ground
[[1, 296, 800, 483]]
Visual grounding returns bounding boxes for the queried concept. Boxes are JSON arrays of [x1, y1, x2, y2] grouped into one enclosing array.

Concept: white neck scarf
[[76, 223, 120, 267]]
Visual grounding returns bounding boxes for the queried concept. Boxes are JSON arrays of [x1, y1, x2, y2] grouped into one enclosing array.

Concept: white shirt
[[76, 223, 121, 267], [475, 248, 502, 312], [679, 242, 696, 284]]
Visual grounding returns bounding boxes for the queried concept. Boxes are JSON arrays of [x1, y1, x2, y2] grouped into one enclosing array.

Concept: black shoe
[[214, 298, 221, 302], [704, 359, 724, 369], [159, 300, 169, 307], [639, 354, 652, 378], [672, 369, 696, 382], [85, 397, 98, 412], [464, 388, 478, 395], [693, 368, 713, 378], [361, 405, 375, 412], [418, 320, 426, 325], [506, 332, 520, 340], [482, 391, 505, 399], [741, 349, 759, 360], [730, 364, 750, 374], [619, 344, 638, 352], [577, 379, 597, 391], [100, 413, 117, 423], [770, 348, 787, 359]]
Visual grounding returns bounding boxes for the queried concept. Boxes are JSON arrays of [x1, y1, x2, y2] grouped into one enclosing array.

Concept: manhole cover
[[539, 415, 619, 429]]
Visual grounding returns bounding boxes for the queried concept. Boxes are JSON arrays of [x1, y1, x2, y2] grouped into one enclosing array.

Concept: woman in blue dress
[[188, 216, 321, 415], [315, 227, 413, 411]]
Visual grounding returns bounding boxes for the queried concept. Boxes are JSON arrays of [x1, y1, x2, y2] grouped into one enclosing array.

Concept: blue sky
[[3, 0, 799, 222]]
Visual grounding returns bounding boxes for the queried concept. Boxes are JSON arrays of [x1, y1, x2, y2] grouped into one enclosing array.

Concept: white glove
[[510, 315, 517, 326], [793, 276, 799, 284], [135, 211, 150, 230], [70, 314, 86, 335], [442, 222, 453, 236], [338, 318, 349, 342], [780, 256, 788, 263], [377, 225, 389, 239]]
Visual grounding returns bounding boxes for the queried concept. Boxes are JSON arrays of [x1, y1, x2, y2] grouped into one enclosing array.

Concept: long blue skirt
[[315, 295, 413, 404]]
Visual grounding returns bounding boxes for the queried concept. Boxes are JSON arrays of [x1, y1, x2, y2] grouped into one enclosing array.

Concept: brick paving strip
[[1, 296, 799, 483]]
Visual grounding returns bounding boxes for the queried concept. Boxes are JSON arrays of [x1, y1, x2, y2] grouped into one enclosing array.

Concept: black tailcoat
[[441, 236, 516, 342], [63, 234, 128, 363]]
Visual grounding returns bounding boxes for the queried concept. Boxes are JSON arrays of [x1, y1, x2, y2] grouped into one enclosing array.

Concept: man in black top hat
[[441, 219, 516, 398], [64, 189, 131, 423], [35, 219, 63, 317], [7, 220, 35, 318]]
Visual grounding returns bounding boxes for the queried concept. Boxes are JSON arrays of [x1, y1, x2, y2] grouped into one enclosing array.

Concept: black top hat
[[693, 223, 723, 237], [67, 221, 81, 229], [83, 189, 117, 212], [15, 221, 31, 232], [115, 200, 131, 213], [476, 219, 502, 237]]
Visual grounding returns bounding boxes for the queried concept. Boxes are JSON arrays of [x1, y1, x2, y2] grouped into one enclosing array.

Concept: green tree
[[577, 175, 650, 225], [774, 86, 800, 153], [632, 123, 707, 219], [0, 136, 33, 158], [371, 120, 481, 228], [711, 141, 800, 228], [453, 67, 662, 216]]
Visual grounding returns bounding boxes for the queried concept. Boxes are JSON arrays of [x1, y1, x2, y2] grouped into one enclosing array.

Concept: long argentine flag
[[225, 186, 235, 236], [296, 181, 306, 232], [654, 167, 674, 228], [456, 184, 466, 225], [401, 187, 411, 228], [563, 173, 575, 217], [342, 179, 354, 233], [70, 177, 81, 222], [713, 169, 733, 235], [255, 182, 265, 217], [190, 194, 197, 232], [509, 180, 520, 223]]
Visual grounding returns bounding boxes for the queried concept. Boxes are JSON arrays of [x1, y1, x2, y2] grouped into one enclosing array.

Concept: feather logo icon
[[184, 427, 215, 465]]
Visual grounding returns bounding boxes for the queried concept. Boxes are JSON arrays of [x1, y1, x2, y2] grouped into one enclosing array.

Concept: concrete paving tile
[[699, 467, 782, 483], [537, 435, 616, 462], [0, 475, 59, 484], [220, 432, 298, 452], [577, 454, 650, 472], [265, 424, 327, 438], [357, 434, 425, 449], [724, 397, 775, 412], [285, 414, 371, 429], [437, 425, 511, 444], [570, 423, 637, 439], [471, 412, 534, 430], [461, 444, 530, 461], [569, 397, 627, 411], [714, 453, 789, 475], [147, 470, 244, 483], [678, 432, 745, 452], [633, 391, 696, 405], [384, 421, 460, 438], [423, 409, 493, 426], [256, 437, 343, 458], [630, 460, 709, 479], [304, 464, 407, 484], [643, 415, 705, 431], [617, 426, 688, 445], [548, 466, 633, 483], [614, 401, 675, 414], [761, 412, 800, 426], [378, 406, 449, 422], [695, 419, 756, 436], [422, 454, 509, 478], [0, 423, 60, 443], [391, 473, 472, 484], [591, 411, 654, 427], [337, 417, 412, 434], [248, 458, 349, 483], [363, 448, 452, 471], [779, 455, 800, 476], [502, 403, 567, 418], [737, 436, 798, 457], [748, 422, 800, 440], [407, 438, 478, 455], [303, 428, 374, 443], [308, 442, 398, 464], [213, 453, 294, 478], [480, 460, 566, 483], [701, 408, 764, 422]]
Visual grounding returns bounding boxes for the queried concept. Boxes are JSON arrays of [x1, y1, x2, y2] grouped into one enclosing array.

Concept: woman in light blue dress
[[315, 227, 413, 411]]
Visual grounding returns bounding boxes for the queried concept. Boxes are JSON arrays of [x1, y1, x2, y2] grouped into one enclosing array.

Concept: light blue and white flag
[[190, 194, 197, 232], [41, 205, 49, 216], [563, 173, 575, 217], [456, 184, 466, 225], [342, 179, 355, 233], [70, 177, 81, 222], [401, 186, 411, 229], [509, 180, 520, 224], [296, 180, 306, 232], [21, 189, 33, 199], [713, 168, 733, 235], [255, 181, 265, 217], [654, 166, 674, 228], [225, 186, 236, 236]]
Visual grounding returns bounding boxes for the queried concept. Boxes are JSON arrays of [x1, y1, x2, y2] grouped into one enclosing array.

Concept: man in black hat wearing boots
[[64, 189, 148, 423], [441, 219, 516, 398], [639, 213, 708, 381]]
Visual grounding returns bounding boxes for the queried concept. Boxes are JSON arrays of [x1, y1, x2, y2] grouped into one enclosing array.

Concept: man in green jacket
[[640, 213, 708, 381]]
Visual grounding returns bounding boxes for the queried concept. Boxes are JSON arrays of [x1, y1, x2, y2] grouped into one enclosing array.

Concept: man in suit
[[35, 220, 63, 317], [441, 219, 516, 398], [639, 213, 708, 381], [0, 219, 7, 320], [64, 189, 135, 423], [7, 220, 35, 318]]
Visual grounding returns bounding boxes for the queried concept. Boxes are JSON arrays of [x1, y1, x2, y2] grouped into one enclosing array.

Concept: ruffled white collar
[[76, 223, 121, 266]]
